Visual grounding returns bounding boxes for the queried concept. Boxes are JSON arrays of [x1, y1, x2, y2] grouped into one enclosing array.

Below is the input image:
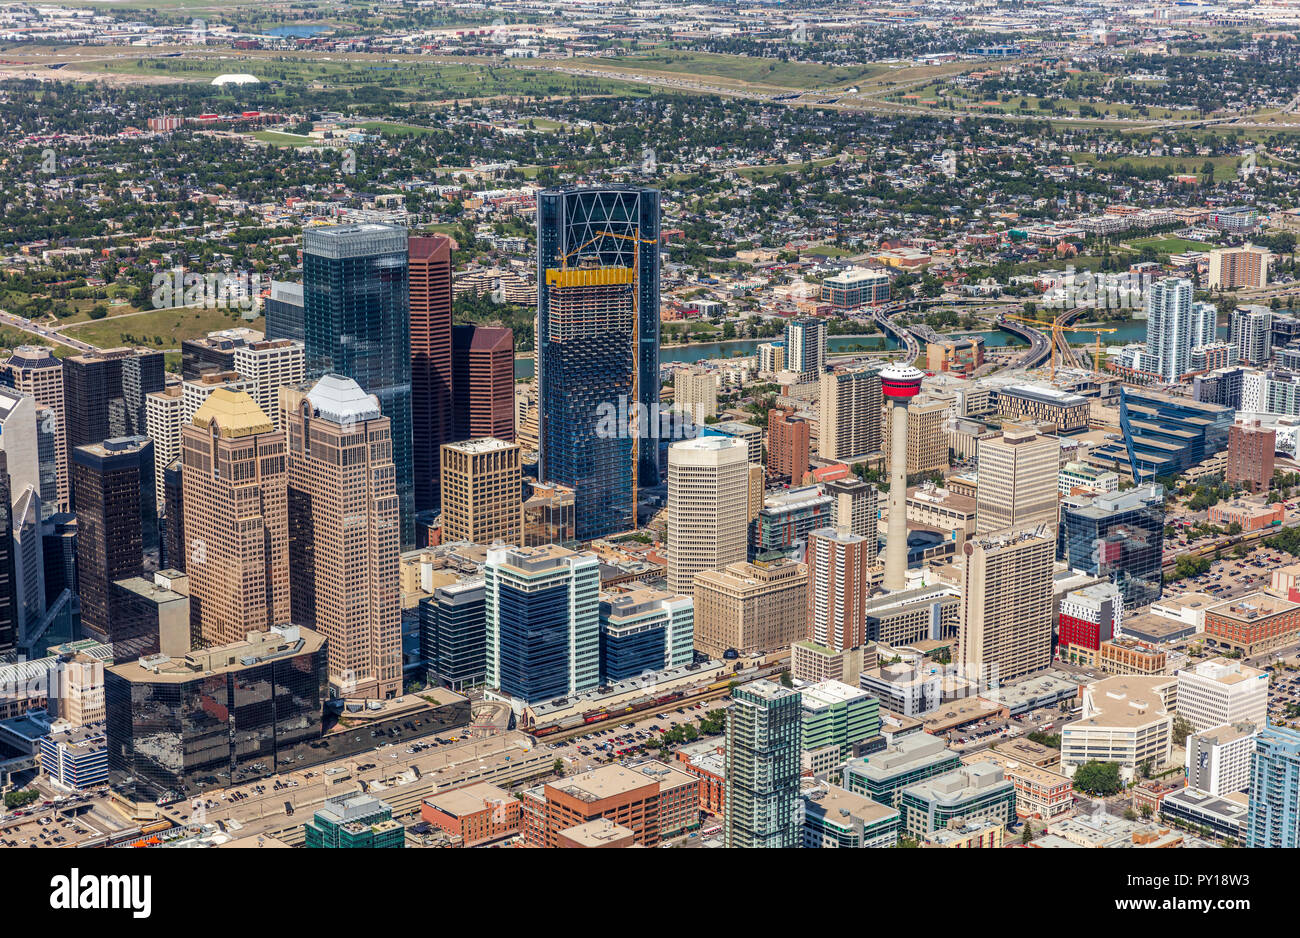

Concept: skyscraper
[[785, 318, 826, 382], [1231, 304, 1273, 367], [71, 437, 156, 661], [283, 376, 401, 700], [439, 437, 522, 546], [537, 185, 661, 539], [0, 387, 40, 507], [725, 679, 802, 848], [231, 339, 305, 431], [62, 348, 164, 507], [484, 544, 600, 704], [1227, 417, 1275, 493], [409, 233, 454, 512], [181, 390, 289, 647], [819, 366, 883, 463], [825, 477, 878, 543], [1247, 723, 1300, 848], [666, 436, 749, 596], [957, 527, 1054, 687], [4, 345, 67, 511], [302, 223, 414, 546], [264, 280, 305, 343], [1142, 278, 1211, 382], [1058, 484, 1165, 607], [975, 426, 1060, 535], [805, 527, 873, 652], [452, 324, 515, 442], [0, 452, 15, 656]]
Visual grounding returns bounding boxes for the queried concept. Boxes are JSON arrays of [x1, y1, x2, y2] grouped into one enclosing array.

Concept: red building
[[767, 407, 810, 481], [452, 324, 515, 442], [409, 234, 455, 512], [1057, 582, 1121, 656], [1227, 418, 1275, 493]]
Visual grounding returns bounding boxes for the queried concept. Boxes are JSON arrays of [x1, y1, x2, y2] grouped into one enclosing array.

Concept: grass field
[[1125, 236, 1217, 254], [602, 51, 885, 90], [61, 305, 263, 350], [252, 130, 319, 146]]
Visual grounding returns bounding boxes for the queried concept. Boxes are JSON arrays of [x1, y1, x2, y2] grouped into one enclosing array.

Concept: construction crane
[[555, 228, 658, 531], [1000, 313, 1115, 376], [1058, 323, 1117, 372]]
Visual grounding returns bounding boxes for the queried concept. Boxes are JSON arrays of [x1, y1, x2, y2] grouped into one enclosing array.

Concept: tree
[[1171, 715, 1194, 748], [1021, 825, 1033, 845], [552, 758, 565, 777], [1072, 760, 1123, 796]]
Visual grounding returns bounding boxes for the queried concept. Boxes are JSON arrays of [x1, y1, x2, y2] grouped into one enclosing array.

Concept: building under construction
[[536, 185, 661, 540]]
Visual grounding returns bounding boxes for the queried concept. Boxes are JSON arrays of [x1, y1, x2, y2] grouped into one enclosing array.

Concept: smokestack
[[880, 364, 924, 591]]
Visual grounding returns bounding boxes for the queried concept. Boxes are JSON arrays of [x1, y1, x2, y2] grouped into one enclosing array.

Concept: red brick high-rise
[[409, 234, 454, 511], [1227, 418, 1275, 493], [767, 407, 810, 482], [453, 324, 515, 441]]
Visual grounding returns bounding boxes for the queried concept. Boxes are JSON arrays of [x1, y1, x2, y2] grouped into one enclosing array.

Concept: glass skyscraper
[[484, 545, 600, 705], [1093, 387, 1232, 481], [302, 224, 414, 546], [1247, 723, 1300, 848], [1057, 484, 1165, 608], [725, 679, 802, 848], [421, 578, 486, 691], [537, 185, 660, 540]]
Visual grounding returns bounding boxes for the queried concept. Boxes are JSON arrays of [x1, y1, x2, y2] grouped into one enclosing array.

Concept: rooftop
[[306, 374, 382, 424], [191, 389, 275, 438]]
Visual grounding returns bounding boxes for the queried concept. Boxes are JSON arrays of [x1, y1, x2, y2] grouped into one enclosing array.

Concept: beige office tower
[[693, 557, 808, 658], [957, 528, 1054, 688], [819, 367, 883, 461], [181, 389, 289, 647], [667, 436, 750, 595], [232, 339, 305, 430], [975, 426, 1059, 535], [145, 386, 184, 509], [805, 528, 872, 652], [4, 345, 67, 510], [282, 376, 401, 700], [440, 437, 522, 546], [748, 464, 765, 521], [885, 396, 948, 477], [674, 368, 718, 423]]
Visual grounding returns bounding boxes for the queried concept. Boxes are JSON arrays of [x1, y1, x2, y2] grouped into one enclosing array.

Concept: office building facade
[[409, 233, 455, 512], [975, 426, 1060, 535], [725, 680, 802, 848], [452, 324, 515, 442], [439, 438, 522, 547], [666, 436, 749, 596], [1057, 484, 1164, 607]]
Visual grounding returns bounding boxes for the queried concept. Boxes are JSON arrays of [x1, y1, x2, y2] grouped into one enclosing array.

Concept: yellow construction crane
[[1059, 323, 1117, 372], [554, 228, 657, 531], [1000, 313, 1115, 377]]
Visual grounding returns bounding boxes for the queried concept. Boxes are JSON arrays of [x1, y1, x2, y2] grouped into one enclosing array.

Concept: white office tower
[[667, 436, 750, 595], [232, 339, 306, 430], [1175, 658, 1268, 732], [880, 365, 924, 591]]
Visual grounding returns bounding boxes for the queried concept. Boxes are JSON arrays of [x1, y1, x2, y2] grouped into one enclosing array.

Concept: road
[[0, 310, 95, 352]]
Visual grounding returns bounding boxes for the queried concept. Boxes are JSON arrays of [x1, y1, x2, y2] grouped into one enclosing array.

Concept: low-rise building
[[1060, 675, 1176, 783], [420, 782, 521, 847], [1185, 722, 1257, 796], [924, 816, 1006, 848], [800, 781, 900, 848], [897, 762, 1016, 838], [842, 732, 961, 807], [1203, 593, 1300, 657], [1160, 787, 1249, 841]]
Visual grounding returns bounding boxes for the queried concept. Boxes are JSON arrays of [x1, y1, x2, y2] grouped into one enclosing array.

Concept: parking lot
[[0, 790, 112, 847], [543, 702, 727, 775]]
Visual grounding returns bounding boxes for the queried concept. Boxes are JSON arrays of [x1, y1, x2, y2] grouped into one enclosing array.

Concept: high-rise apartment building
[[1247, 723, 1300, 848], [303, 223, 414, 546], [885, 395, 948, 477], [666, 436, 749, 596], [452, 324, 514, 442], [805, 527, 873, 653], [825, 477, 878, 542], [1142, 278, 1215, 382], [785, 318, 826, 382], [3, 345, 67, 511], [1209, 245, 1271, 290], [484, 545, 601, 705], [767, 407, 810, 482], [537, 185, 661, 540], [1227, 418, 1275, 493], [1057, 581, 1123, 654], [181, 390, 289, 647], [957, 527, 1054, 687], [439, 438, 522, 546], [72, 437, 156, 661], [725, 679, 802, 848], [819, 366, 883, 462], [800, 680, 880, 777], [409, 233, 454, 512], [975, 426, 1060, 534], [1231, 304, 1273, 367], [283, 376, 401, 700], [674, 368, 717, 423], [232, 339, 305, 431]]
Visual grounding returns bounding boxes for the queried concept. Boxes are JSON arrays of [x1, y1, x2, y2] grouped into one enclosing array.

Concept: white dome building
[[211, 73, 260, 86]]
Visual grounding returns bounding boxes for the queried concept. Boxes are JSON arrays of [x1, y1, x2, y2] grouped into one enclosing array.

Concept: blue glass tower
[[1057, 484, 1165, 607], [1093, 387, 1232, 482], [484, 545, 600, 705], [1247, 724, 1300, 848], [537, 186, 660, 541], [302, 224, 414, 546]]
